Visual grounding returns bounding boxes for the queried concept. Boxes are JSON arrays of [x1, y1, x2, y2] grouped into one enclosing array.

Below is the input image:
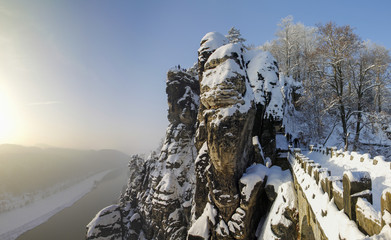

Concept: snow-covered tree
[[265, 17, 391, 148], [262, 16, 391, 152], [370, 42, 391, 113], [346, 41, 391, 150], [263, 16, 323, 142], [316, 22, 361, 150], [226, 27, 246, 44], [263, 16, 317, 82], [348, 42, 377, 150]]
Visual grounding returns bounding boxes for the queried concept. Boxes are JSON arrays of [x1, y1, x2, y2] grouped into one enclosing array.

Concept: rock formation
[[86, 66, 199, 240], [259, 166, 298, 239], [189, 32, 285, 240], [86, 32, 295, 240]]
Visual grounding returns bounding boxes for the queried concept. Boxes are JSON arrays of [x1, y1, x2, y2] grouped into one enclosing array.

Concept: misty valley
[[0, 144, 129, 239]]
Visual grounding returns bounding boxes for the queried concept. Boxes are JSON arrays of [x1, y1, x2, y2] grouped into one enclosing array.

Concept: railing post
[[294, 148, 301, 154], [319, 170, 331, 194], [326, 176, 341, 201], [343, 171, 372, 221], [381, 188, 391, 227]]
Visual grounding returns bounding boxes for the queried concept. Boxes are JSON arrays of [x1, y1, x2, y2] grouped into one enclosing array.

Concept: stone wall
[[295, 146, 391, 237], [291, 148, 327, 240], [309, 145, 391, 170]]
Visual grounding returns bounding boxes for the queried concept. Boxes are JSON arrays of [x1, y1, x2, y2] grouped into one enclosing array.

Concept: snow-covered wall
[[293, 147, 391, 239]]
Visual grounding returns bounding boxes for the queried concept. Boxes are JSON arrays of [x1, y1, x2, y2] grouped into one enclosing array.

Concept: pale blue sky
[[1, 0, 390, 154]]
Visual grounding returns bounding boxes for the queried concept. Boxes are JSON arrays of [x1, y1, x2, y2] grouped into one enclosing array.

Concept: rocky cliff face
[[86, 66, 199, 240], [86, 32, 297, 240], [188, 32, 286, 240]]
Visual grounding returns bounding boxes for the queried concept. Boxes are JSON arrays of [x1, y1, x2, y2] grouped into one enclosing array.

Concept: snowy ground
[[304, 150, 391, 212], [0, 170, 112, 240]]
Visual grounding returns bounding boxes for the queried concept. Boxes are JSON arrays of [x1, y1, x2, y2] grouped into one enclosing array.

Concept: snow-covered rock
[[245, 49, 283, 119], [86, 205, 123, 240], [257, 165, 297, 240], [87, 32, 295, 240], [189, 31, 290, 240], [86, 67, 199, 240]]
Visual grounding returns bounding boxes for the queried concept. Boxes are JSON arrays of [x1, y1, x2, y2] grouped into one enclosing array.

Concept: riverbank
[[16, 168, 128, 240], [0, 170, 113, 240]]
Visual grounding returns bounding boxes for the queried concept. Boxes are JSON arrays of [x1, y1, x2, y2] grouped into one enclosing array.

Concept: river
[[17, 168, 128, 240]]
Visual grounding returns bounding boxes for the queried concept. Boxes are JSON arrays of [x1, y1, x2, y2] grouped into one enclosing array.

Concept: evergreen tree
[[226, 27, 246, 44]]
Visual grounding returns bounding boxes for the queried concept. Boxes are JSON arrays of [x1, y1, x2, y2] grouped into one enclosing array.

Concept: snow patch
[[258, 181, 297, 240], [207, 43, 243, 62], [240, 164, 268, 201], [202, 58, 246, 88], [266, 166, 292, 193], [199, 32, 228, 53], [244, 49, 283, 119], [276, 134, 288, 150], [356, 198, 381, 224], [188, 202, 217, 239], [344, 170, 371, 183], [216, 220, 229, 237], [87, 204, 120, 237]]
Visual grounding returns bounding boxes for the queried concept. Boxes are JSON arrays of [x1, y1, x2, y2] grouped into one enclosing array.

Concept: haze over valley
[[0, 144, 129, 239]]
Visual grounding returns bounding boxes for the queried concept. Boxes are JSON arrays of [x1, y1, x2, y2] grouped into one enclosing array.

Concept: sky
[[1, 0, 391, 155]]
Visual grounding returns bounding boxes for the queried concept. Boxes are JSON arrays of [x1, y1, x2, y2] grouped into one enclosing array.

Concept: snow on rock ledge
[[86, 204, 123, 240], [245, 49, 283, 119], [258, 165, 297, 240], [258, 181, 298, 240], [240, 164, 268, 202], [188, 202, 217, 239], [265, 166, 293, 202], [198, 32, 229, 54]]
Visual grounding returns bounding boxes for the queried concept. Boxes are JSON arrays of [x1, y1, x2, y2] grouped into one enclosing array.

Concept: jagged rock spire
[[86, 67, 200, 240], [189, 32, 283, 240], [86, 32, 286, 240]]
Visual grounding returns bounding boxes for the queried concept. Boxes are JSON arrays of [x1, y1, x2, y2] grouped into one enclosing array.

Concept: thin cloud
[[27, 101, 61, 106]]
